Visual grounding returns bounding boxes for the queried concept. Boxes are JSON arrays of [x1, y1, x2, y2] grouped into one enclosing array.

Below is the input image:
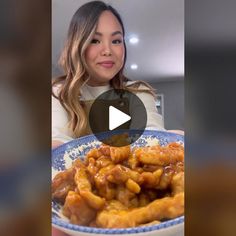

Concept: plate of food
[[52, 130, 184, 236]]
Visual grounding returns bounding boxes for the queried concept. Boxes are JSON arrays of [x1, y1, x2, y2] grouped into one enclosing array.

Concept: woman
[[52, 0, 171, 149]]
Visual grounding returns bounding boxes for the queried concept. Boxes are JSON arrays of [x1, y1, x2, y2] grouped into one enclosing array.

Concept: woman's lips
[[98, 61, 114, 68]]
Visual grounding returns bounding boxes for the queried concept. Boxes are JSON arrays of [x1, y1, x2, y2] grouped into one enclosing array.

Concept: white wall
[[150, 80, 184, 130]]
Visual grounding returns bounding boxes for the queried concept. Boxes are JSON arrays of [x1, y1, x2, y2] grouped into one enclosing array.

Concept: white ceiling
[[52, 0, 184, 82]]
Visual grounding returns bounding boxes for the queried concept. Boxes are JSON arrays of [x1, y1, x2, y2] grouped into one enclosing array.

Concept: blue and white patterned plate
[[52, 130, 184, 236]]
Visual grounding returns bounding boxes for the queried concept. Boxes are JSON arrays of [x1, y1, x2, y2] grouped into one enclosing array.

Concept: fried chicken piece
[[107, 164, 143, 185], [171, 172, 184, 195], [74, 165, 92, 192], [104, 200, 128, 211], [141, 169, 163, 188], [86, 158, 98, 184], [63, 191, 96, 226], [52, 158, 93, 203], [141, 163, 182, 190], [115, 185, 136, 207], [140, 164, 176, 190], [127, 153, 140, 169], [52, 167, 76, 203], [142, 164, 162, 172], [96, 155, 113, 169], [110, 146, 130, 163], [80, 190, 105, 210], [126, 178, 141, 194], [74, 163, 105, 210], [99, 145, 111, 157], [94, 164, 116, 200], [158, 166, 175, 189], [86, 148, 103, 159], [134, 143, 184, 166], [96, 192, 184, 228], [73, 158, 87, 167], [167, 142, 184, 151]]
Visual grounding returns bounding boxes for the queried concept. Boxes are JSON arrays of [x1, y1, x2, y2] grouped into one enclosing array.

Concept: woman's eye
[[112, 39, 122, 44], [91, 39, 100, 44]]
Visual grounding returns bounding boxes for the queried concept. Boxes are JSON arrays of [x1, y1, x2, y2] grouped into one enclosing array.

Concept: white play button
[[89, 89, 147, 146], [109, 106, 131, 130]]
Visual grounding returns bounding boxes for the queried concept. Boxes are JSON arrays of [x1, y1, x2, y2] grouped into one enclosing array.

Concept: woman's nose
[[101, 43, 112, 56]]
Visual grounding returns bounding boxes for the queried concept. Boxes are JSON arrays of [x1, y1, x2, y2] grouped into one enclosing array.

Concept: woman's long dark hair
[[52, 1, 155, 138]]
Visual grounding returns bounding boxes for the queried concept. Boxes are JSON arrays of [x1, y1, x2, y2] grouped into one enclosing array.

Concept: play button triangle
[[109, 106, 131, 130], [88, 89, 147, 147]]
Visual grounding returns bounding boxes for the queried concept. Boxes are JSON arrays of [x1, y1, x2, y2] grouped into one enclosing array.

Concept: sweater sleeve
[[52, 95, 74, 143]]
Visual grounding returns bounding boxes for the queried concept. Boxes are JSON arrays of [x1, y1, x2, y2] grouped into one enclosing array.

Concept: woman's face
[[85, 10, 125, 86]]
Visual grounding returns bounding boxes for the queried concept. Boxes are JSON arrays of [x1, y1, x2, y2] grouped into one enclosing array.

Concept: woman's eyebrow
[[111, 31, 123, 36], [94, 31, 123, 36]]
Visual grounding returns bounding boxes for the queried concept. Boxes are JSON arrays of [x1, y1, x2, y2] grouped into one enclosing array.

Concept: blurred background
[[52, 0, 184, 130], [0, 0, 51, 235], [1, 0, 236, 236], [185, 0, 236, 235]]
